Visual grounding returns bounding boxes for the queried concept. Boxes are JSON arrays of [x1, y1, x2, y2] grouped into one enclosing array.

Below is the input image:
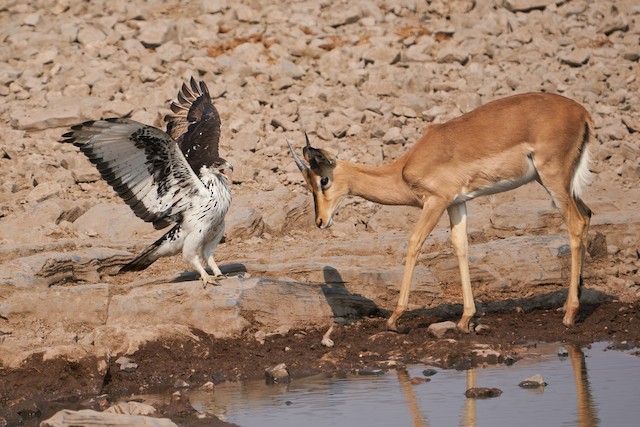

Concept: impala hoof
[[386, 321, 399, 332], [562, 305, 578, 327], [386, 321, 410, 334], [562, 315, 575, 327], [457, 323, 471, 333]]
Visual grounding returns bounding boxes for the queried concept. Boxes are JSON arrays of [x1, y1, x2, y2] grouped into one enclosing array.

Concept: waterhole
[[138, 341, 639, 426]]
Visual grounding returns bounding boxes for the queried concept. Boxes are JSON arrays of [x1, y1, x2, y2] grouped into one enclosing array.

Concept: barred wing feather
[[62, 118, 205, 230]]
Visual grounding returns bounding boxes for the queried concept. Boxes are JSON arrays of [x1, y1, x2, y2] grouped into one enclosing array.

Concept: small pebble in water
[[519, 374, 547, 389], [465, 387, 503, 399], [422, 368, 437, 377]]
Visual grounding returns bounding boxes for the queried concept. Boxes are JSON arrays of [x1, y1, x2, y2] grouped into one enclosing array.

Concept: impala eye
[[320, 176, 330, 188]]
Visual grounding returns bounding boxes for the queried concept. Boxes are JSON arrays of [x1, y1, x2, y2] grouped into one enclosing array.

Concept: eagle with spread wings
[[62, 77, 233, 286]]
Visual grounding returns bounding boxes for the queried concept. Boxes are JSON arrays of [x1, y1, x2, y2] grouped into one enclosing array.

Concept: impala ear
[[305, 147, 336, 170], [302, 132, 336, 171]]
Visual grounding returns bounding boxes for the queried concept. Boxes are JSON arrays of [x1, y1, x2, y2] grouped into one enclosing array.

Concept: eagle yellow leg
[[206, 255, 223, 277], [191, 259, 222, 288]]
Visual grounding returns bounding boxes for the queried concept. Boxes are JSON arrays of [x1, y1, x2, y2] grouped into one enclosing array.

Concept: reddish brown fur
[[291, 93, 593, 332]]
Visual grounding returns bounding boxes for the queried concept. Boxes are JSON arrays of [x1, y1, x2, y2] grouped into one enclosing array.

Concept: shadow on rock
[[320, 266, 381, 324]]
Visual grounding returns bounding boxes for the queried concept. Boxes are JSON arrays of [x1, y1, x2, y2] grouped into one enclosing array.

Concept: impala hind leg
[[387, 197, 448, 331], [448, 202, 475, 332], [561, 196, 592, 325]]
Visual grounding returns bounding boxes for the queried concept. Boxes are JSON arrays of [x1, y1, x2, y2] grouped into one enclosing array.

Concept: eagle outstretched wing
[[165, 77, 224, 176], [62, 118, 205, 230]]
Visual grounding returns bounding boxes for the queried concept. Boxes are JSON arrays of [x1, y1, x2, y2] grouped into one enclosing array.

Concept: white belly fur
[[452, 156, 538, 204]]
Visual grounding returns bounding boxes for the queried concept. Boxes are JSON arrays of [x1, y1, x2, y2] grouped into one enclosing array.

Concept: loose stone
[[265, 363, 290, 384]]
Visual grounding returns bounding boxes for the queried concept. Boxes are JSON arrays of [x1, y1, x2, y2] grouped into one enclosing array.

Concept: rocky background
[[0, 0, 639, 369]]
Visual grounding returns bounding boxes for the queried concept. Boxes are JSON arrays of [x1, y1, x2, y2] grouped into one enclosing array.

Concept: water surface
[[142, 341, 640, 426]]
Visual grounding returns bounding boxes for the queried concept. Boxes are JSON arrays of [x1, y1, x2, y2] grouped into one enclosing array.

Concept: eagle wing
[[62, 118, 206, 230], [165, 77, 224, 174]]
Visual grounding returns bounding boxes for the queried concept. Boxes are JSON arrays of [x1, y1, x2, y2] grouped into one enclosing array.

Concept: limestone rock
[[0, 284, 109, 330], [225, 207, 264, 241], [436, 45, 469, 64], [76, 26, 107, 47], [41, 409, 177, 427], [363, 46, 401, 65], [201, 0, 228, 14], [137, 20, 177, 48], [489, 200, 563, 233], [504, 0, 558, 13], [465, 387, 502, 398], [0, 249, 130, 288], [265, 363, 290, 384], [104, 401, 156, 416], [427, 321, 458, 338], [519, 374, 547, 388], [422, 368, 438, 377], [559, 48, 590, 67], [10, 96, 102, 130], [115, 356, 139, 372], [71, 204, 156, 241]]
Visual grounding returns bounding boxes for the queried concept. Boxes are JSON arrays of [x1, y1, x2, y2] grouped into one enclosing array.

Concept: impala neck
[[338, 158, 417, 206]]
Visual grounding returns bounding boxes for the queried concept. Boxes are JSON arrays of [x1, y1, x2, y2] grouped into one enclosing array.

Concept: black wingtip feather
[[169, 102, 183, 114], [190, 76, 199, 93], [70, 122, 88, 130], [199, 80, 210, 95]]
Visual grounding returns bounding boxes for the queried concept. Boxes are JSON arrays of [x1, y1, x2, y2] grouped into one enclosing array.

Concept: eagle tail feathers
[[118, 225, 182, 274], [118, 241, 162, 273]]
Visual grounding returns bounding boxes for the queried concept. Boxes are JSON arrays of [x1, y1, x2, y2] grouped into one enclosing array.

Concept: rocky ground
[[1, 0, 639, 425]]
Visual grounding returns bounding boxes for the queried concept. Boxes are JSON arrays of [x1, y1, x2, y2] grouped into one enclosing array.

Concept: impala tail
[[571, 121, 594, 199]]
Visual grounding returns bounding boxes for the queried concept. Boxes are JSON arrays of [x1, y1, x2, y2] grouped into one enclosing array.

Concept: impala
[[288, 92, 593, 333]]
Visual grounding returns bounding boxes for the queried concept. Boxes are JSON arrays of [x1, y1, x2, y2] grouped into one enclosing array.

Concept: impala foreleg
[[387, 198, 448, 331], [448, 202, 475, 332]]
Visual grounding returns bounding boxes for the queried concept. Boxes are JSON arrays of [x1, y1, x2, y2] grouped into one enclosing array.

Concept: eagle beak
[[220, 162, 234, 182]]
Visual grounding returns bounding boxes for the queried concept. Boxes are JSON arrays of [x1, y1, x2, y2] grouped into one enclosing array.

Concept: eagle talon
[[202, 275, 217, 288], [201, 274, 227, 288]]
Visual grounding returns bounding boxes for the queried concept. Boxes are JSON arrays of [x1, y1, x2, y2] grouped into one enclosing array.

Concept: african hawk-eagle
[[62, 77, 232, 286]]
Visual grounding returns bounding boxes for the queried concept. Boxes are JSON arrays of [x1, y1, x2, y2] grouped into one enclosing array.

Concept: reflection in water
[[461, 369, 477, 427], [135, 342, 638, 427], [456, 346, 598, 427], [397, 369, 427, 427], [568, 345, 599, 427]]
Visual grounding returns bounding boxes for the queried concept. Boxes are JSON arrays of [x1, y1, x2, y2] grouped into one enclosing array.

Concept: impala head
[[287, 133, 347, 229]]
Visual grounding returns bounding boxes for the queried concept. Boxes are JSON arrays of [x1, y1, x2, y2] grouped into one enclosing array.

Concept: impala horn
[[287, 138, 308, 172]]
